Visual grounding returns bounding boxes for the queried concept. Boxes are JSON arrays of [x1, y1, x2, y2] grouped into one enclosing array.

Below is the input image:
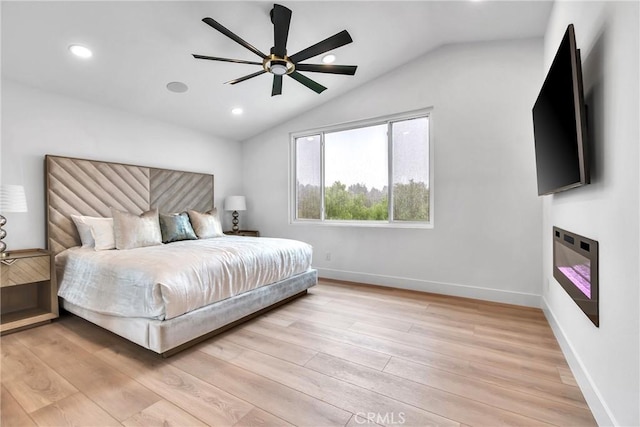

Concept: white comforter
[[57, 236, 312, 320]]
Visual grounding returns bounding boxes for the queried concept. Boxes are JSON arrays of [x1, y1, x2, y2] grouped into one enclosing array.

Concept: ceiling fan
[[193, 4, 357, 96]]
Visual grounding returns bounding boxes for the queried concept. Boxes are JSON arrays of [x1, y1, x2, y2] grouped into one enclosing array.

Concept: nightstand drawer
[[1, 255, 50, 287]]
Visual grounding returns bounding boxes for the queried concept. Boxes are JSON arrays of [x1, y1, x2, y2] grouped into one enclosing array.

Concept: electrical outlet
[[325, 252, 331, 261]]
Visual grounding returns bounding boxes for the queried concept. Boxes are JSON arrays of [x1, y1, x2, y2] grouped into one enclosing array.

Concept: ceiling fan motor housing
[[264, 53, 294, 75]]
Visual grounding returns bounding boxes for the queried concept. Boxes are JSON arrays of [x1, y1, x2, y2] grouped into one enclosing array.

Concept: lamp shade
[[0, 185, 28, 213], [224, 196, 246, 211]]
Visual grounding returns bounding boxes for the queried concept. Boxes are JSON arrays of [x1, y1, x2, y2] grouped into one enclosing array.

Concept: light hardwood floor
[[1, 280, 596, 426]]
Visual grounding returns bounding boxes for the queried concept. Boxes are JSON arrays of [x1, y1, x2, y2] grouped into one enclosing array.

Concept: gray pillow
[[111, 208, 163, 250], [159, 212, 197, 243], [187, 208, 224, 239]]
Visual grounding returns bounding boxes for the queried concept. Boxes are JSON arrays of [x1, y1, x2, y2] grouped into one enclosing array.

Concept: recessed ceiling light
[[231, 107, 243, 115], [68, 44, 92, 59], [166, 81, 189, 93], [322, 54, 336, 64]]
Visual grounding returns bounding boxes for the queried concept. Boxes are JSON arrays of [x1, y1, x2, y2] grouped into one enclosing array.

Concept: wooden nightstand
[[224, 230, 260, 237], [1, 249, 58, 334]]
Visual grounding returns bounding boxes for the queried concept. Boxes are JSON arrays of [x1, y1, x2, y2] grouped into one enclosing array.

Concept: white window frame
[[289, 108, 434, 229]]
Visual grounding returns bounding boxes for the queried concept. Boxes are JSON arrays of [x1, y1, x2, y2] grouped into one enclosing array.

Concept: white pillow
[[71, 215, 113, 249], [90, 218, 116, 251]]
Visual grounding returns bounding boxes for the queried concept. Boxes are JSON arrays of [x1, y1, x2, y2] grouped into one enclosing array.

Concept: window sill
[[290, 220, 433, 230]]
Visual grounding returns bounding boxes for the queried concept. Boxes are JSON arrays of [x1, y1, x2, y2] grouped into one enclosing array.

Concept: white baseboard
[[542, 296, 616, 427], [315, 267, 541, 308]]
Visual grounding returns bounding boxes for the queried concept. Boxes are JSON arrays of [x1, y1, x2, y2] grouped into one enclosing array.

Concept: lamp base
[[232, 210, 240, 232], [0, 214, 6, 255]]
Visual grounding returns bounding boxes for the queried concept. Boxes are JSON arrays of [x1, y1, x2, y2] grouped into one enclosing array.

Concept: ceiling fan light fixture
[[270, 63, 288, 75], [263, 55, 295, 76]]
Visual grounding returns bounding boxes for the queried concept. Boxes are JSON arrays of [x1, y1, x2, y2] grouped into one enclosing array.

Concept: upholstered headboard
[[45, 155, 214, 255]]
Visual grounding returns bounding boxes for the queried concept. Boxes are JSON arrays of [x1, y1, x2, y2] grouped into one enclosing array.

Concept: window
[[292, 109, 432, 227]]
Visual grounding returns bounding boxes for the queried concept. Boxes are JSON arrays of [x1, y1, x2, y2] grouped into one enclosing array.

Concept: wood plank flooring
[[1, 280, 596, 426]]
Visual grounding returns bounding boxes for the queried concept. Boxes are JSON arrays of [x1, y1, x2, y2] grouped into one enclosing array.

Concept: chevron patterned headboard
[[45, 155, 214, 255]]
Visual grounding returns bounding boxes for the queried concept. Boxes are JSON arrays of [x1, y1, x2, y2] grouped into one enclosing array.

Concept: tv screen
[[532, 24, 589, 195]]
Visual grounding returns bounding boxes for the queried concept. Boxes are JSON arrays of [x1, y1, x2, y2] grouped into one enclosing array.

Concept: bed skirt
[[61, 268, 317, 356]]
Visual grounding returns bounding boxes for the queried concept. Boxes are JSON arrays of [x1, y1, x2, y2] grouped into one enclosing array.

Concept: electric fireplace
[[553, 227, 599, 326]]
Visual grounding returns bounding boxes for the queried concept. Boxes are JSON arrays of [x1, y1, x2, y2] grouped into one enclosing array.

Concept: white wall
[[541, 2, 640, 426], [1, 80, 243, 250], [242, 38, 544, 306]]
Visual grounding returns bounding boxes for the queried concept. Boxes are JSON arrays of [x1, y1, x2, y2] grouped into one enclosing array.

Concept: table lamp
[[0, 184, 28, 256], [224, 196, 246, 232]]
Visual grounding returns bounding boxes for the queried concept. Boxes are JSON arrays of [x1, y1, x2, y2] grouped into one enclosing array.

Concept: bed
[[46, 155, 317, 356]]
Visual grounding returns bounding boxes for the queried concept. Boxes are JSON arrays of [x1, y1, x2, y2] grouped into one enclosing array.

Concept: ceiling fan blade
[[272, 75, 283, 96], [288, 71, 327, 94], [271, 4, 292, 58], [294, 64, 357, 75], [202, 17, 268, 59], [225, 70, 267, 85], [192, 54, 263, 66], [289, 30, 353, 64]]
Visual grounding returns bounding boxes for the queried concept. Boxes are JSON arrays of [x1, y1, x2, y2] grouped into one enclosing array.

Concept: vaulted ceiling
[[1, 1, 553, 141]]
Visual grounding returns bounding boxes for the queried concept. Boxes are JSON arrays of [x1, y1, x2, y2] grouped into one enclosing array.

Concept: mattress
[[57, 236, 313, 320]]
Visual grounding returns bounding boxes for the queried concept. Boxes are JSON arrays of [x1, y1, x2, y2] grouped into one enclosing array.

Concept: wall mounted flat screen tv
[[532, 24, 589, 195]]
